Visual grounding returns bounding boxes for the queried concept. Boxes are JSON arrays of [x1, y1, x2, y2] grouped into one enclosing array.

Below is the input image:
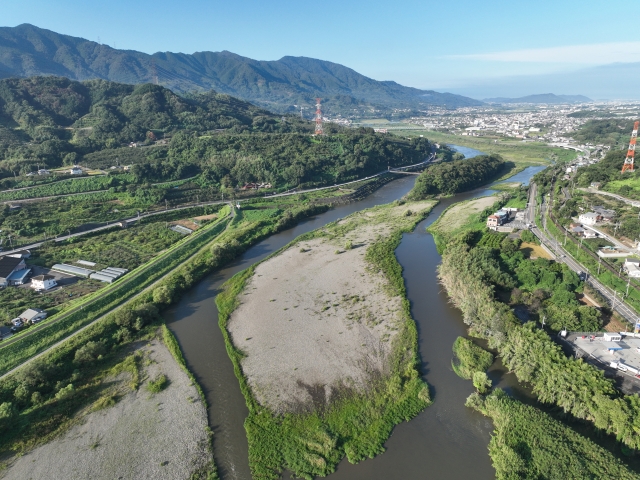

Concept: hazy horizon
[[2, 0, 638, 100]]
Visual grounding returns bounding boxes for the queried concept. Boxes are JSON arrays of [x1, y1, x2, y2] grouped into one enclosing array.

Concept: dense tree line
[[468, 389, 638, 479], [134, 131, 431, 187], [438, 229, 640, 451], [0, 77, 432, 187], [408, 154, 505, 199]]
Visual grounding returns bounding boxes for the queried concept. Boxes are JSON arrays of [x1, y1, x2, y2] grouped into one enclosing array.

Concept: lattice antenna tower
[[621, 120, 639, 173], [315, 98, 323, 135], [151, 60, 159, 86]]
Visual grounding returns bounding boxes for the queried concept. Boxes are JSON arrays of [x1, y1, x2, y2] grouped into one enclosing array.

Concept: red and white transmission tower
[[314, 98, 323, 135], [621, 120, 639, 173]]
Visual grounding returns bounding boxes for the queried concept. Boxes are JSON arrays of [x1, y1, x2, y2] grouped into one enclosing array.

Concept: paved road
[[580, 187, 640, 208], [581, 224, 634, 251], [528, 183, 640, 327], [0, 200, 230, 257]]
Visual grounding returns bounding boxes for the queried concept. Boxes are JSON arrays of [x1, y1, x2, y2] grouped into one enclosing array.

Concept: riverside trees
[[438, 228, 640, 451], [408, 154, 505, 199]]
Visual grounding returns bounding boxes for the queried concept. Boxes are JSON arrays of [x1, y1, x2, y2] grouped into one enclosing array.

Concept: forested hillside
[[408, 154, 505, 199], [0, 24, 482, 116], [570, 119, 635, 147], [0, 76, 431, 189]]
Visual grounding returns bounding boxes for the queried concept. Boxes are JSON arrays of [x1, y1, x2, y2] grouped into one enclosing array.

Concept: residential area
[[0, 249, 130, 339]]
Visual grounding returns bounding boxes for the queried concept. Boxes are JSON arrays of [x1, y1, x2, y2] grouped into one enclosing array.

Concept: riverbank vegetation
[[217, 200, 436, 479], [467, 390, 637, 479], [408, 154, 506, 199], [435, 205, 640, 458], [0, 199, 333, 476], [397, 129, 577, 168], [451, 337, 493, 380]]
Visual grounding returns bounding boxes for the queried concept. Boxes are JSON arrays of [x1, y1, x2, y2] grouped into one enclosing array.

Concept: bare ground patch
[[227, 200, 435, 414], [520, 242, 552, 260], [436, 195, 498, 232], [1, 340, 211, 480]]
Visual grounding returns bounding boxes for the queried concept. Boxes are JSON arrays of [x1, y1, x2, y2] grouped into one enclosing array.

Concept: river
[[165, 155, 543, 480]]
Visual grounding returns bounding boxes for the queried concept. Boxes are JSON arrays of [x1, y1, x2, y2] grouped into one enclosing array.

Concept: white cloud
[[447, 42, 640, 64]]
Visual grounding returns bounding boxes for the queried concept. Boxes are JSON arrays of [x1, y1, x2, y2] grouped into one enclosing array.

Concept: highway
[[528, 182, 640, 327]]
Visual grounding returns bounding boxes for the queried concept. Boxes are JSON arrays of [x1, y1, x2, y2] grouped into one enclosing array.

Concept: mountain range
[[483, 93, 592, 104], [0, 24, 482, 115]]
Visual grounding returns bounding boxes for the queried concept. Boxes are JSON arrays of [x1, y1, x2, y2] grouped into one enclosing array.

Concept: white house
[[19, 308, 47, 324], [578, 212, 600, 225], [69, 166, 83, 175], [625, 260, 640, 278], [31, 274, 57, 291]]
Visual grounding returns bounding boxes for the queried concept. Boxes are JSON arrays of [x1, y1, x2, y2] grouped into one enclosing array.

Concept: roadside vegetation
[[216, 200, 436, 479], [433, 193, 640, 466]]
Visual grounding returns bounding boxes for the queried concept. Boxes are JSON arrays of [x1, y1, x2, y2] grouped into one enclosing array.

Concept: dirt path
[[1, 340, 212, 480]]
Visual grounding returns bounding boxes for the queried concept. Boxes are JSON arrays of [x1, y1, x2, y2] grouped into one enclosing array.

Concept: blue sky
[[2, 0, 637, 96]]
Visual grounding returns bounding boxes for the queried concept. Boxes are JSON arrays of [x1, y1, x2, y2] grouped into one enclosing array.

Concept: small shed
[[604, 333, 622, 342]]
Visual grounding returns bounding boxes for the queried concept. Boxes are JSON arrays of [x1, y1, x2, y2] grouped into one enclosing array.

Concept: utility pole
[[627, 276, 631, 296], [541, 315, 546, 329], [598, 257, 602, 275], [564, 229, 567, 246], [165, 199, 168, 211]]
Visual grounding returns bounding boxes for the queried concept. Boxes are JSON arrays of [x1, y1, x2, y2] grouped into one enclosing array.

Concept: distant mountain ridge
[[483, 93, 592, 104], [0, 24, 482, 114]]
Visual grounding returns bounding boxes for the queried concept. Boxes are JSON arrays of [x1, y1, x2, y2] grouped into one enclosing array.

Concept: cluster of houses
[[24, 166, 84, 177], [577, 206, 616, 226], [240, 182, 272, 190], [0, 251, 61, 292], [486, 207, 525, 232]]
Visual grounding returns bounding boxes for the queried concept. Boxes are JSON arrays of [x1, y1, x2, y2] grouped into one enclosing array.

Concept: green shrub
[[74, 341, 106, 364], [146, 374, 168, 394], [451, 337, 494, 380], [472, 371, 491, 394], [54, 383, 75, 400]]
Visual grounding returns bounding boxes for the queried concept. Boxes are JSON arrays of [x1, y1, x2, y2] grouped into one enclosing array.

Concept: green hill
[[0, 24, 482, 115], [0, 76, 433, 190], [0, 75, 307, 178]]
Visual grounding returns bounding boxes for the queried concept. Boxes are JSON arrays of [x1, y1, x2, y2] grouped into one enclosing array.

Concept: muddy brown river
[[164, 161, 543, 479]]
